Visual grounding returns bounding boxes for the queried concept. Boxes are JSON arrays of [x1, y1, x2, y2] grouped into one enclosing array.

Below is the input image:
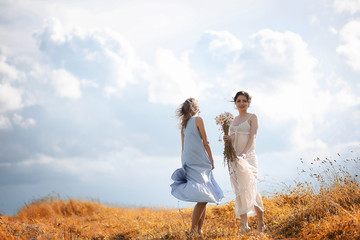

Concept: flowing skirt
[[170, 166, 223, 204], [229, 152, 264, 218]]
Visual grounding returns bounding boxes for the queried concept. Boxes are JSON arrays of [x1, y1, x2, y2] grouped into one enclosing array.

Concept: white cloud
[[0, 51, 24, 113], [0, 51, 43, 111], [0, 54, 22, 81], [38, 17, 67, 44], [51, 69, 82, 99], [250, 30, 318, 78], [208, 29, 359, 151], [250, 30, 359, 150], [80, 79, 98, 88], [0, 115, 12, 130], [101, 31, 143, 89], [337, 20, 360, 72], [104, 86, 118, 98], [146, 48, 211, 105], [12, 113, 36, 129], [328, 26, 338, 35], [205, 30, 243, 60], [334, 0, 360, 14], [0, 83, 23, 113], [33, 18, 144, 95]]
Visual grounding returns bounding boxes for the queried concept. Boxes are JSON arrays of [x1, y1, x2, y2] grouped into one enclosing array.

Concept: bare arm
[[181, 129, 184, 152], [240, 114, 258, 156], [196, 117, 215, 170]]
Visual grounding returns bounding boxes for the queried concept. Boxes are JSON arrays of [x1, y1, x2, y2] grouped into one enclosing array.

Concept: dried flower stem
[[222, 123, 237, 166]]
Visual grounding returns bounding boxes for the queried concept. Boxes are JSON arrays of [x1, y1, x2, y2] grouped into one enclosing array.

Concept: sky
[[0, 0, 359, 215]]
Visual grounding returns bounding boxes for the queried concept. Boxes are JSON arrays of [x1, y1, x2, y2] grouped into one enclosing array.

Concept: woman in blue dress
[[171, 98, 223, 236]]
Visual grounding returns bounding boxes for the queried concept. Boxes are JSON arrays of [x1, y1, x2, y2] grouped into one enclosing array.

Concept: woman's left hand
[[223, 135, 231, 142]]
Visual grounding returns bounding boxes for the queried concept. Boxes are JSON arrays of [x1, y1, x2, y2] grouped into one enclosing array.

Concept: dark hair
[[233, 91, 252, 107], [176, 98, 200, 130]]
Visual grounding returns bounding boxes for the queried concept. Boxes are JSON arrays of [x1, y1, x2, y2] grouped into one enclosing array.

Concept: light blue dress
[[170, 116, 224, 204]]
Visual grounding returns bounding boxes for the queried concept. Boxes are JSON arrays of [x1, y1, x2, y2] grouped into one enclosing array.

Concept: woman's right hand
[[223, 135, 231, 142]]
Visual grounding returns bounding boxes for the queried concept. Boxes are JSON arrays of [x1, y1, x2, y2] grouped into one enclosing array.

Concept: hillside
[[1, 157, 359, 239]]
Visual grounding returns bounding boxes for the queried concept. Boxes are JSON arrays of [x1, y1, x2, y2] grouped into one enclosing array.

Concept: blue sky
[[0, 0, 359, 215]]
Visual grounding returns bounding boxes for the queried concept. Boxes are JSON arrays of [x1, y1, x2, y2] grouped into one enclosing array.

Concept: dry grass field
[[1, 156, 359, 239]]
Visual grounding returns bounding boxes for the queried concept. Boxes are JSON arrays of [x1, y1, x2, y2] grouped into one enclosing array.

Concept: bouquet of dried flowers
[[215, 112, 237, 165]]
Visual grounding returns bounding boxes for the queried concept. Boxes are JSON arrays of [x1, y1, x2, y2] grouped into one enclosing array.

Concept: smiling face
[[235, 95, 249, 111]]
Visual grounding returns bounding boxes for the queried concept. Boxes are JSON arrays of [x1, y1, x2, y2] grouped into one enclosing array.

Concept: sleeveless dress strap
[[246, 113, 253, 122]]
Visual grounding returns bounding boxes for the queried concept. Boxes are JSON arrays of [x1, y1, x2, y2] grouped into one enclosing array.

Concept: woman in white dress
[[223, 91, 266, 234]]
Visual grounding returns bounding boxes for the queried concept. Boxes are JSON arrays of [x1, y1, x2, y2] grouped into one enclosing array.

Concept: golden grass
[[1, 156, 359, 239]]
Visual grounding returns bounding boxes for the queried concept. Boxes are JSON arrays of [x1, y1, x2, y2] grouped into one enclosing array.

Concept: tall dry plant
[[266, 152, 360, 239]]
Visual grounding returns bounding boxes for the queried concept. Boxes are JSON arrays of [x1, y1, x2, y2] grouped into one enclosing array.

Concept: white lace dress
[[229, 114, 264, 218]]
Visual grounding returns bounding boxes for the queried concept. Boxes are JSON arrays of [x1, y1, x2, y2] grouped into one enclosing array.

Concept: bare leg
[[240, 213, 250, 234], [255, 206, 265, 232], [197, 204, 207, 233], [191, 202, 207, 234]]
